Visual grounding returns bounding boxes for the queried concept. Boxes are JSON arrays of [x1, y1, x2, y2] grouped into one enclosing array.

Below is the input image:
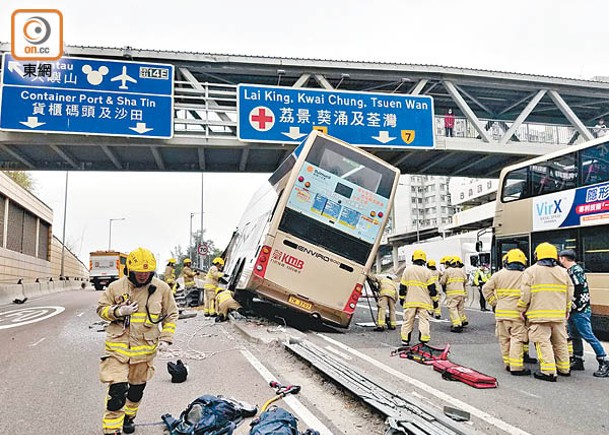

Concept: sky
[[1, 0, 608, 266]]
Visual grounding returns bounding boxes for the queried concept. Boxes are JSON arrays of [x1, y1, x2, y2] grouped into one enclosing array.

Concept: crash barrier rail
[[285, 338, 476, 435], [0, 275, 88, 305]]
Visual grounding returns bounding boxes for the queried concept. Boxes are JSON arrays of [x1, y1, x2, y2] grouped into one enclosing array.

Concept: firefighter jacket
[[439, 267, 467, 297], [216, 289, 235, 307], [369, 275, 398, 301], [181, 265, 196, 288], [482, 267, 523, 320], [164, 265, 176, 285], [400, 265, 436, 310], [204, 265, 224, 290], [97, 276, 178, 364], [517, 262, 574, 323]]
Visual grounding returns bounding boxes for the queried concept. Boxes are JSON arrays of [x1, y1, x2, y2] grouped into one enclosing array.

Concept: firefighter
[[97, 247, 178, 435], [473, 263, 491, 311], [368, 273, 398, 331], [399, 250, 437, 346], [180, 258, 196, 289], [440, 256, 468, 332], [482, 249, 530, 375], [203, 257, 225, 317], [164, 258, 177, 293], [215, 285, 243, 322], [427, 260, 442, 319], [517, 242, 573, 382]]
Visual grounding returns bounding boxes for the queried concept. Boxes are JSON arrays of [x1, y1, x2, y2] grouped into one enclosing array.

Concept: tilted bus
[[494, 134, 609, 335], [223, 131, 400, 327]]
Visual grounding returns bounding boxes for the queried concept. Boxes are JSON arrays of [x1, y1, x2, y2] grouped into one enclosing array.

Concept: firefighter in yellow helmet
[[215, 285, 243, 322], [203, 257, 225, 317], [427, 260, 442, 319], [368, 273, 399, 331], [483, 249, 531, 376], [164, 258, 177, 293], [97, 248, 178, 435], [517, 242, 573, 382], [180, 258, 197, 289], [439, 255, 468, 332], [399, 249, 437, 346]]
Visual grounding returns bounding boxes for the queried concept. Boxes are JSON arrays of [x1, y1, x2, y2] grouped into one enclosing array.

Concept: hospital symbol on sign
[[249, 106, 275, 131]]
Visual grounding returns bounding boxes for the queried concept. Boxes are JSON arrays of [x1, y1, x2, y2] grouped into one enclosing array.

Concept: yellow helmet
[[168, 258, 177, 264], [502, 253, 508, 263], [506, 249, 527, 265], [535, 242, 558, 261], [183, 258, 192, 264], [213, 257, 225, 266], [427, 260, 437, 267], [412, 249, 427, 262], [440, 256, 450, 264], [450, 256, 462, 265], [127, 247, 156, 272]]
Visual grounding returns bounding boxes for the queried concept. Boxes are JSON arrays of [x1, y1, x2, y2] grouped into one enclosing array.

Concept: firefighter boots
[[524, 354, 538, 364], [510, 368, 531, 376], [373, 326, 385, 332], [123, 416, 135, 434], [533, 371, 557, 382]]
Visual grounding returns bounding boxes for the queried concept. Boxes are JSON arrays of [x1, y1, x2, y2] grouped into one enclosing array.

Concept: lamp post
[[108, 218, 125, 251], [189, 212, 201, 265]]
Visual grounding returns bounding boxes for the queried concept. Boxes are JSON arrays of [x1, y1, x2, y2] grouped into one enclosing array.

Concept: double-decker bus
[[223, 131, 400, 327], [494, 135, 609, 335]]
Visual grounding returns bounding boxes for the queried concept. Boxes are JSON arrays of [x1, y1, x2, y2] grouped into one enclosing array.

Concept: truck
[[397, 230, 492, 278], [89, 250, 128, 290]]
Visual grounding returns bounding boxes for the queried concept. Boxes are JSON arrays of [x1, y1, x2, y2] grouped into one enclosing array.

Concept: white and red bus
[[224, 131, 400, 327]]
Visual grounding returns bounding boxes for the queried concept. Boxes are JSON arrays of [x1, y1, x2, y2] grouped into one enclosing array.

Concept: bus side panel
[[494, 198, 533, 238], [259, 232, 362, 327]]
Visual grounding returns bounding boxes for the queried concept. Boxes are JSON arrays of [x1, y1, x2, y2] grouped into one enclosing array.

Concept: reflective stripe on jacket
[[181, 266, 196, 288], [97, 276, 178, 364], [482, 269, 523, 320], [370, 274, 398, 301], [204, 265, 224, 290], [517, 263, 574, 322], [164, 265, 176, 284], [439, 268, 467, 297], [400, 264, 435, 310]]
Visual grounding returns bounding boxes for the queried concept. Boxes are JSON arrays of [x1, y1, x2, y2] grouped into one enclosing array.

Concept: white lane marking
[[77, 312, 84, 317], [29, 337, 46, 347], [317, 333, 532, 435], [356, 304, 404, 317], [515, 389, 541, 399], [325, 345, 352, 361], [0, 307, 65, 330], [241, 349, 333, 435]]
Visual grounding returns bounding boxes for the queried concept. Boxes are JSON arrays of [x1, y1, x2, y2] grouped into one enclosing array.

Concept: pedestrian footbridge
[[1, 43, 608, 177]]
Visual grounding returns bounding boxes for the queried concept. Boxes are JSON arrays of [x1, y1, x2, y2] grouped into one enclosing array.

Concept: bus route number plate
[[288, 296, 312, 311]]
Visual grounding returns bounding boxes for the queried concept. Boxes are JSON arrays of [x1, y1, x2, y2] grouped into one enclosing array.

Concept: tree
[[3, 171, 36, 192]]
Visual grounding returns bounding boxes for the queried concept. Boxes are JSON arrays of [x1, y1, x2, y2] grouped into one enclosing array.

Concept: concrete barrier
[[0, 283, 26, 306], [22, 282, 44, 299]]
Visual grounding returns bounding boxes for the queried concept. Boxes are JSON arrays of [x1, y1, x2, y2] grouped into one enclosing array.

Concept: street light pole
[[108, 218, 125, 251], [189, 212, 200, 264]]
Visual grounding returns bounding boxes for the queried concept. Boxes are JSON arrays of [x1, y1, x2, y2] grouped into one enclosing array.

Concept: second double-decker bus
[[494, 135, 609, 335], [223, 131, 400, 327]]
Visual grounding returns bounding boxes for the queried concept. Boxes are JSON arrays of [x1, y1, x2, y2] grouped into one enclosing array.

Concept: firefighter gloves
[[167, 360, 189, 383]]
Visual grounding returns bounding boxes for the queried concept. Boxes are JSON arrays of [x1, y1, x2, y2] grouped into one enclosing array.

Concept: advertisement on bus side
[[532, 181, 609, 230]]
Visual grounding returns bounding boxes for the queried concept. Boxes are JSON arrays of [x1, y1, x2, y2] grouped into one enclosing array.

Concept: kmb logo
[[12, 9, 63, 60]]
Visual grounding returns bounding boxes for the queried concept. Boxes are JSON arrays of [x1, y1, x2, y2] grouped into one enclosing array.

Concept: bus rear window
[[306, 136, 395, 198]]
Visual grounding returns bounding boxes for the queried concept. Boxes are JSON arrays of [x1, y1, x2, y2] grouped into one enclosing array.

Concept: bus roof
[[499, 135, 609, 178]]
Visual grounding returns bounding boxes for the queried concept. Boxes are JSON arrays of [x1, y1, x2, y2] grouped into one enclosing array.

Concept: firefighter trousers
[[218, 297, 241, 317], [401, 307, 430, 343], [447, 295, 466, 326], [100, 356, 154, 434], [204, 288, 216, 315], [377, 296, 396, 328], [529, 321, 570, 376], [496, 319, 526, 371]]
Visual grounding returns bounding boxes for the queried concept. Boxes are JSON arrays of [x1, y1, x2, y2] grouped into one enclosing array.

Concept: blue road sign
[[0, 54, 174, 138], [237, 84, 434, 148]]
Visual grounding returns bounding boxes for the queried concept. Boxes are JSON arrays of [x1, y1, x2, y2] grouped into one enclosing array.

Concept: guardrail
[[0, 276, 89, 305]]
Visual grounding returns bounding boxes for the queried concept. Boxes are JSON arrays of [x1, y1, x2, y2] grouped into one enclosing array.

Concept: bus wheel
[[94, 282, 103, 291]]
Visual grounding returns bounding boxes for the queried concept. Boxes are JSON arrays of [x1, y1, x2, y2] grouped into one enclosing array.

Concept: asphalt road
[[2, 288, 608, 435]]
